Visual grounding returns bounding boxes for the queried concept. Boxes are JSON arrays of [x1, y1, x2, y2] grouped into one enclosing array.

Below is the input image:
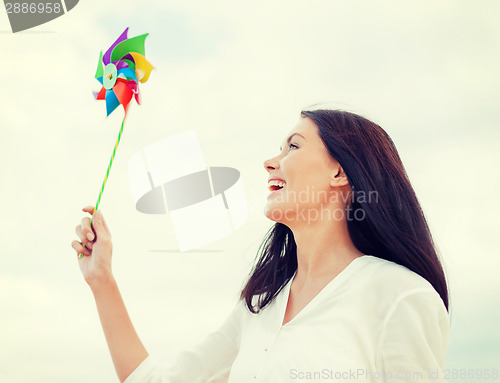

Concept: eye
[[288, 143, 298, 150]]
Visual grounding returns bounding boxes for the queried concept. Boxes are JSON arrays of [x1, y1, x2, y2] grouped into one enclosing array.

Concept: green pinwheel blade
[[110, 33, 149, 62], [121, 58, 136, 71], [95, 50, 104, 79]]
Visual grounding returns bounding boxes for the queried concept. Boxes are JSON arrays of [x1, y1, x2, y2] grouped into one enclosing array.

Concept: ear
[[329, 165, 349, 188]]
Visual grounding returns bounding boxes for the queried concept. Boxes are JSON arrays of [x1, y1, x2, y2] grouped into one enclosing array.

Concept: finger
[[71, 240, 91, 256], [82, 206, 96, 215], [75, 225, 93, 249], [81, 216, 95, 241], [75, 224, 85, 242], [96, 210, 111, 236]]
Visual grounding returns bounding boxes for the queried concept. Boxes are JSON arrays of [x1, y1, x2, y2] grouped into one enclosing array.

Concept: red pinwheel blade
[[113, 80, 134, 110], [96, 86, 106, 100], [133, 82, 141, 104]]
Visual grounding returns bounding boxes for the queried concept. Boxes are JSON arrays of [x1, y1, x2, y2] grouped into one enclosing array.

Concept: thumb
[[92, 210, 111, 240]]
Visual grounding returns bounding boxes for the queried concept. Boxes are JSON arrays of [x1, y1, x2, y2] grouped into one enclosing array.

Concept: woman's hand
[[72, 207, 149, 382], [71, 206, 113, 289]]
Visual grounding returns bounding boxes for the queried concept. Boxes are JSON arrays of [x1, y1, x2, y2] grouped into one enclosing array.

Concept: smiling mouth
[[268, 180, 286, 192]]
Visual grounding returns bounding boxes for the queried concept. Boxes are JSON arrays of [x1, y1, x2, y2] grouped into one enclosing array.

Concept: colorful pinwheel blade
[[103, 28, 129, 65], [115, 60, 129, 70], [117, 67, 138, 82], [105, 89, 121, 116], [120, 58, 136, 71], [113, 80, 134, 110], [132, 82, 140, 105], [96, 86, 106, 100], [110, 33, 148, 62], [129, 52, 154, 83], [95, 51, 104, 79]]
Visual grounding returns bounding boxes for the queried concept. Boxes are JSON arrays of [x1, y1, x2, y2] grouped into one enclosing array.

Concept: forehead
[[281, 117, 319, 146]]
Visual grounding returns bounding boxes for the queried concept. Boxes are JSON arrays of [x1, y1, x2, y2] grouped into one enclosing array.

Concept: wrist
[[87, 271, 116, 294]]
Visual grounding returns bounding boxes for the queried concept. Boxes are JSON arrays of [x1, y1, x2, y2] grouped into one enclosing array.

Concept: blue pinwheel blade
[[117, 68, 137, 82], [105, 89, 121, 116]]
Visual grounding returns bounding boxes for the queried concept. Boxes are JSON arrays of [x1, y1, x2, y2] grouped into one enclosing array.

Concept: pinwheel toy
[[94, 27, 153, 115], [80, 28, 154, 258]]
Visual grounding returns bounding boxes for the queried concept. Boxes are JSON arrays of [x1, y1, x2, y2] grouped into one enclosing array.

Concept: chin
[[263, 204, 282, 223], [263, 204, 292, 225]]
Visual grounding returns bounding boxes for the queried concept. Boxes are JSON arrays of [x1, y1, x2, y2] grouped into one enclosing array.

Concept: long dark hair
[[240, 109, 449, 314]]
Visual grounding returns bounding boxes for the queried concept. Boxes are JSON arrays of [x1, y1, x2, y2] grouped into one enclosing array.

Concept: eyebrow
[[280, 133, 306, 151]]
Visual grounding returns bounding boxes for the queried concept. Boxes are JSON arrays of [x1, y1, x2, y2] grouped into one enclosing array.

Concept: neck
[[287, 210, 364, 284]]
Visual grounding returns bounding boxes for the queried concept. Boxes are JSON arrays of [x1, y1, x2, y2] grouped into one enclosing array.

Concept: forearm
[[91, 277, 149, 383]]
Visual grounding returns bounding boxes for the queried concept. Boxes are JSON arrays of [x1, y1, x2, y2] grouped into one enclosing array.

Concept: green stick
[[79, 115, 126, 258]]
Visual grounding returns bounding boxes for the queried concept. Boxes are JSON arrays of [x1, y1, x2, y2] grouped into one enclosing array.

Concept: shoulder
[[349, 255, 448, 319], [354, 257, 450, 370], [355, 255, 439, 296]]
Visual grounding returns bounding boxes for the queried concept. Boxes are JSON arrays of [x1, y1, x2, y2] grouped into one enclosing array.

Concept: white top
[[124, 255, 450, 383]]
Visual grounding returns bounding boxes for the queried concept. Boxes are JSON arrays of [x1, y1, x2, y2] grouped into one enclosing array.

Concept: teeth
[[268, 180, 286, 188]]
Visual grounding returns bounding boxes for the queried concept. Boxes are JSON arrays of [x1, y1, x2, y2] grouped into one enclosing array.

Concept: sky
[[1, 1, 499, 382]]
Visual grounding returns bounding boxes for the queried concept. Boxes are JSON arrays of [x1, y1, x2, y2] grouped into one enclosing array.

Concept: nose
[[263, 155, 279, 172]]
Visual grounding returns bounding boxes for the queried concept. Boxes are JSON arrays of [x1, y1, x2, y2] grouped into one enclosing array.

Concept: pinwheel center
[[103, 63, 118, 90]]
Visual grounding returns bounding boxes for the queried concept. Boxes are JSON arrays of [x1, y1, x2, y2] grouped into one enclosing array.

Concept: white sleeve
[[375, 288, 450, 383], [124, 300, 245, 383]]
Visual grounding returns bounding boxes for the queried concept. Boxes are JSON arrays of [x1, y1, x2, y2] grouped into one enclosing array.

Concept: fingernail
[[87, 233, 94, 241], [78, 253, 83, 258]]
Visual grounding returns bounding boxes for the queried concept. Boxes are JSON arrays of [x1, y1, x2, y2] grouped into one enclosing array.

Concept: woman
[[72, 109, 450, 383]]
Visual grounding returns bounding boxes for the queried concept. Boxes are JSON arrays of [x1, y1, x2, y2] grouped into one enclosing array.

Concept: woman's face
[[263, 116, 344, 224]]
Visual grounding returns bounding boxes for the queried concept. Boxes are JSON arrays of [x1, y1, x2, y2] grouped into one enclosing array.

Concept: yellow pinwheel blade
[[129, 52, 154, 83]]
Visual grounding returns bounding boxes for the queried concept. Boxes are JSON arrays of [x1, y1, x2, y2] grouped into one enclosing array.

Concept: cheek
[[281, 153, 331, 188], [281, 155, 306, 178], [284, 160, 332, 201]]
